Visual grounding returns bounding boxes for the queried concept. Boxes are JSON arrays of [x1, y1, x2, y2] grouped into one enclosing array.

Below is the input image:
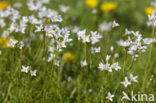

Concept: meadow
[[0, 0, 156, 103]]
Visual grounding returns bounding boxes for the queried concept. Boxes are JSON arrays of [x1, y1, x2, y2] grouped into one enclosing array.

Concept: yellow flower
[[63, 52, 75, 63], [85, 0, 98, 8], [0, 2, 10, 10], [145, 7, 154, 16], [0, 38, 10, 48], [101, 2, 116, 12]]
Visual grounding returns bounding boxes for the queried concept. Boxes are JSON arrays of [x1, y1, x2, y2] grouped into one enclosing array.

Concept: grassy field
[[0, 0, 156, 103]]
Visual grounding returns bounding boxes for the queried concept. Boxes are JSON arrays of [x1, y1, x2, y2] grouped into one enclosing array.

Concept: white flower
[[7, 39, 18, 48], [98, 62, 109, 71], [94, 47, 101, 53], [147, 10, 156, 27], [131, 31, 142, 37], [35, 24, 43, 32], [59, 5, 70, 13], [106, 55, 111, 62], [112, 20, 119, 28], [125, 28, 131, 35], [121, 77, 131, 88], [111, 62, 121, 71], [107, 66, 113, 72], [99, 21, 112, 32], [8, 22, 18, 32], [21, 66, 29, 73], [88, 88, 93, 93], [90, 31, 102, 44], [114, 53, 119, 58], [92, 9, 97, 14], [72, 26, 80, 33], [77, 29, 86, 40], [130, 74, 138, 82], [91, 47, 101, 53], [117, 40, 130, 47], [143, 38, 153, 45], [67, 76, 71, 82], [13, 2, 22, 8], [29, 15, 42, 24], [47, 53, 55, 62], [110, 46, 114, 52], [77, 29, 91, 43], [18, 41, 24, 49], [150, 75, 154, 81], [83, 35, 90, 43], [54, 60, 60, 67], [80, 60, 87, 67], [106, 92, 114, 102], [51, 15, 62, 22], [30, 70, 37, 76]]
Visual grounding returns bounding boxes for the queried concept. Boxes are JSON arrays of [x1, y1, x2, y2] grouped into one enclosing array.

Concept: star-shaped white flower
[[106, 55, 111, 62], [110, 62, 121, 71], [106, 92, 114, 102], [112, 20, 119, 28], [80, 60, 87, 67], [130, 73, 138, 82], [21, 66, 29, 73], [98, 62, 110, 71], [121, 77, 131, 88], [30, 70, 37, 76], [35, 24, 43, 32]]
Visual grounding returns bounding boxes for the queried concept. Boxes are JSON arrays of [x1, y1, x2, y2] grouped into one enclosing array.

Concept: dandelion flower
[[145, 6, 154, 16], [0, 2, 10, 10], [0, 38, 10, 48], [63, 52, 75, 63], [101, 2, 116, 12], [85, 0, 98, 8]]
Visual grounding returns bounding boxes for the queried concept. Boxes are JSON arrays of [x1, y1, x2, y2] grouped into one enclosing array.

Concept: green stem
[[142, 28, 155, 90], [3, 83, 12, 103], [122, 50, 128, 76]]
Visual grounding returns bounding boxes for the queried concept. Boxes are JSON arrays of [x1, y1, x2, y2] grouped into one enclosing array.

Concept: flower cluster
[[77, 30, 102, 44], [90, 46, 101, 54], [27, 0, 62, 22], [98, 55, 121, 72], [21, 66, 37, 77], [121, 74, 138, 88], [117, 29, 156, 60], [46, 26, 72, 62]]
